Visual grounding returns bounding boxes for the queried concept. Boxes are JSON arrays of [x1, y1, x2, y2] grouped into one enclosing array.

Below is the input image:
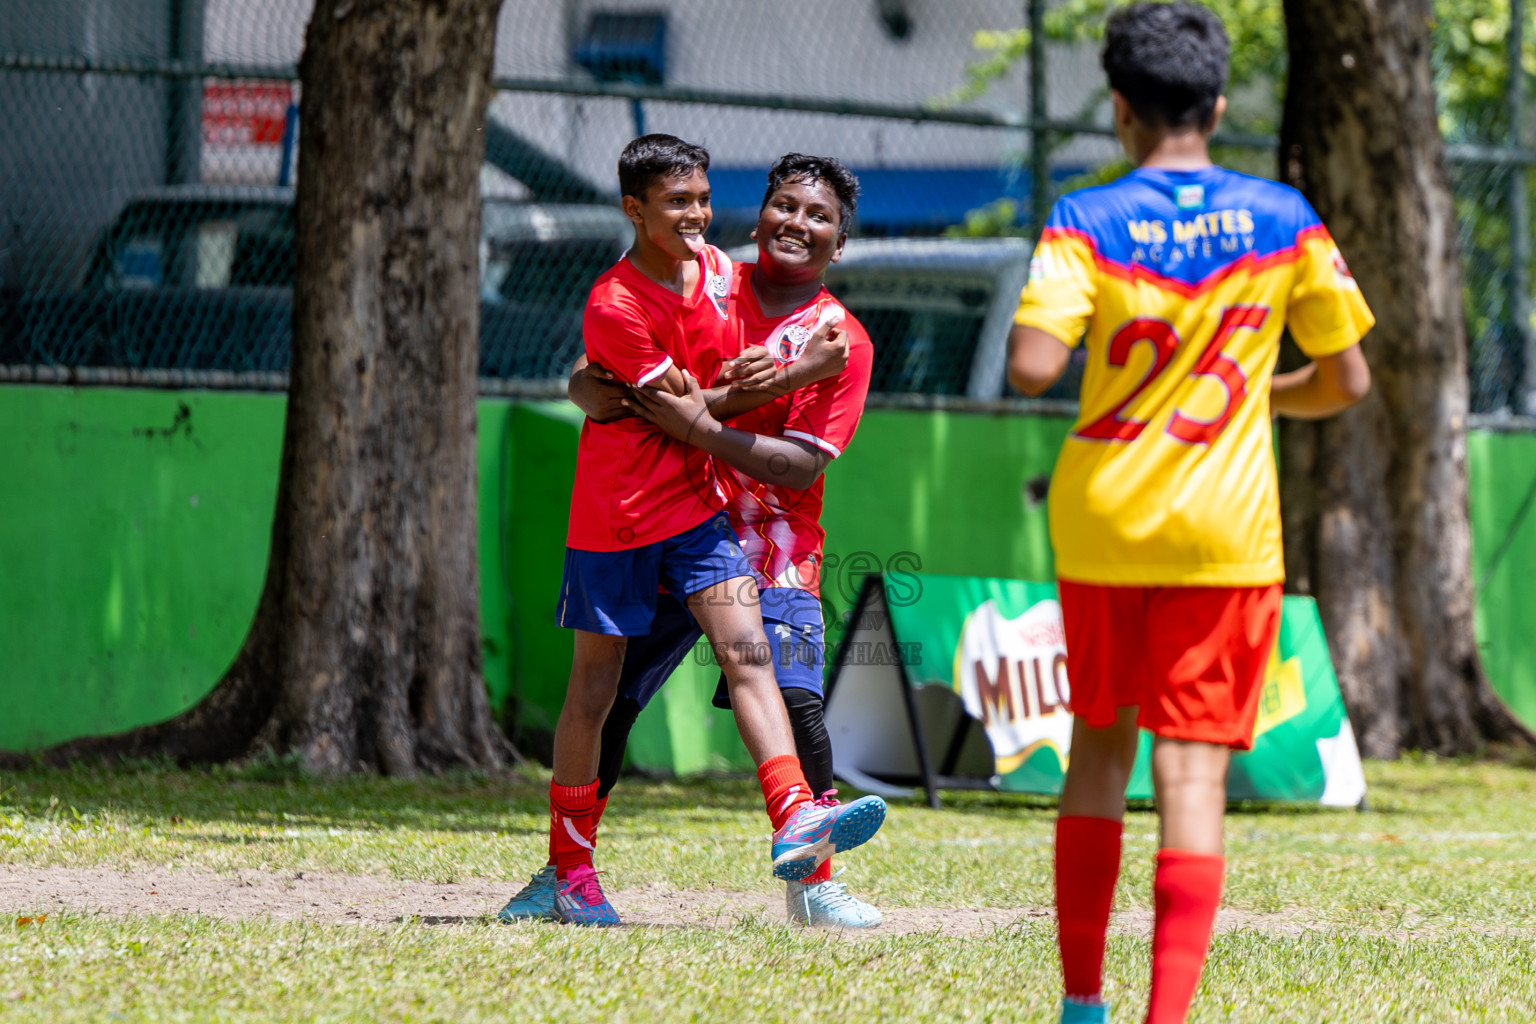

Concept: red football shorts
[[1057, 580, 1283, 750]]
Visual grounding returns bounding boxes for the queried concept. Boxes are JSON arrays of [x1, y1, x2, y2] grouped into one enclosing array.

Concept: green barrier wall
[[1469, 430, 1536, 730], [0, 387, 522, 751], [3, 384, 1534, 769], [0, 388, 282, 750]]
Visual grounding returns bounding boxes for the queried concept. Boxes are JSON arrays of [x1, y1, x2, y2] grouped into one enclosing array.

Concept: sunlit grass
[[2, 756, 1534, 1021]]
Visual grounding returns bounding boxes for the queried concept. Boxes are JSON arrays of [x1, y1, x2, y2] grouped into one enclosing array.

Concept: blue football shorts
[[615, 586, 828, 710], [557, 510, 752, 636]]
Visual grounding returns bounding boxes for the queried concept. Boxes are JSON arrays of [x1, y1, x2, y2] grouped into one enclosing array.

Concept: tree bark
[[17, 0, 509, 775], [1279, 0, 1532, 755]]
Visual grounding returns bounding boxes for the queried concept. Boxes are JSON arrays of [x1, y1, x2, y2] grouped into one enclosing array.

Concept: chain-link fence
[[1, 0, 1534, 412]]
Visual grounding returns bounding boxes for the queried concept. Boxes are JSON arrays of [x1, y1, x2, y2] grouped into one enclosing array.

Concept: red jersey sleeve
[[781, 323, 874, 458], [583, 293, 674, 386]]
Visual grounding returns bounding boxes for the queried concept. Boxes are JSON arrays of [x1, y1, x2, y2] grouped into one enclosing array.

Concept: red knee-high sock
[[1145, 849, 1225, 1024], [1055, 816, 1124, 1001], [548, 780, 599, 878], [549, 794, 608, 867], [757, 755, 813, 832]]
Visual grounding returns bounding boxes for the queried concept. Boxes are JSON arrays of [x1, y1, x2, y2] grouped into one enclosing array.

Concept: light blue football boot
[[1059, 996, 1111, 1024], [785, 873, 883, 928], [496, 863, 558, 922]]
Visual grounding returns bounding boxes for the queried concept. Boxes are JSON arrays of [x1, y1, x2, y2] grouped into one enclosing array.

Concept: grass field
[[2, 755, 1534, 1023]]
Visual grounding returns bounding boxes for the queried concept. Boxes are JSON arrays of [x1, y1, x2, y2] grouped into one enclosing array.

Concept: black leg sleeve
[[782, 686, 835, 797], [595, 697, 644, 800]]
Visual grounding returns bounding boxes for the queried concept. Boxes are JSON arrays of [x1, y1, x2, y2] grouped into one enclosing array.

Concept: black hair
[[617, 134, 710, 199], [760, 153, 861, 234], [1101, 2, 1229, 129]]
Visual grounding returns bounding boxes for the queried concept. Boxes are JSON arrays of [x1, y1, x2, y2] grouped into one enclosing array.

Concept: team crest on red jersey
[[769, 297, 845, 368], [700, 246, 733, 320]]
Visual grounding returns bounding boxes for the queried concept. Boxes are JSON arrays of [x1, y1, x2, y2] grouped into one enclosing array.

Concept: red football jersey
[[566, 247, 736, 551], [721, 264, 874, 597]]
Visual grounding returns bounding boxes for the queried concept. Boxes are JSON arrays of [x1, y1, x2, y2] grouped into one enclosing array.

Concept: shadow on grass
[[0, 763, 794, 838], [4, 758, 1467, 838]]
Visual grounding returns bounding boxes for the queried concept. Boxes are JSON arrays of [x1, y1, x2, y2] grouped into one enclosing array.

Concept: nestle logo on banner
[[1014, 620, 1065, 650]]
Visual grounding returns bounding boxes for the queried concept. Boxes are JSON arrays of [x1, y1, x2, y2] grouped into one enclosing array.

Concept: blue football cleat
[[497, 863, 558, 922], [771, 792, 886, 882], [1059, 996, 1110, 1024]]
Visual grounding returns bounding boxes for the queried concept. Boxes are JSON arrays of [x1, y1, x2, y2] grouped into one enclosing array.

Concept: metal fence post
[[1029, 0, 1050, 234], [164, 0, 203, 186], [1512, 0, 1536, 414]]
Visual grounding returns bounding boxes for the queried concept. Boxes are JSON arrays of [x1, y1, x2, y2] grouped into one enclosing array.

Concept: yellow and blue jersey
[[1014, 166, 1374, 586]]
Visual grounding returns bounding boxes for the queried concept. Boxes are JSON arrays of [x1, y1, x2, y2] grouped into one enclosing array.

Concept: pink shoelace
[[812, 790, 842, 810], [560, 864, 606, 905]]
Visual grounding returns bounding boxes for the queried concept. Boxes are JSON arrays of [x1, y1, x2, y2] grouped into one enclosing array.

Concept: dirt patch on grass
[[0, 866, 1304, 937], [612, 881, 1046, 936]]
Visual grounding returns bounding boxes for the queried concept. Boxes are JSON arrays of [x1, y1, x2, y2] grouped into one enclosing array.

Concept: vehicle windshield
[[101, 201, 292, 290]]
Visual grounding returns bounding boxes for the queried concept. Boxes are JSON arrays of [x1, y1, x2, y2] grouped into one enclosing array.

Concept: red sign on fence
[[202, 83, 292, 147]]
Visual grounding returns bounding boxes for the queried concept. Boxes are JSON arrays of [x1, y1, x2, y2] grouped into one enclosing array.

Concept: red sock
[[1146, 849, 1225, 1024], [1055, 816, 1124, 1001], [548, 780, 599, 878], [546, 792, 605, 865], [757, 755, 813, 832], [804, 858, 833, 885]]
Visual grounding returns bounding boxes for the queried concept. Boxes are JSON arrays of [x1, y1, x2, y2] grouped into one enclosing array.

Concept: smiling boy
[[537, 136, 885, 927], [502, 154, 882, 929], [620, 154, 881, 928]]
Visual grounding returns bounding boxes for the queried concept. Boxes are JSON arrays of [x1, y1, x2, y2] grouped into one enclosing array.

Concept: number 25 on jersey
[[1074, 304, 1271, 445]]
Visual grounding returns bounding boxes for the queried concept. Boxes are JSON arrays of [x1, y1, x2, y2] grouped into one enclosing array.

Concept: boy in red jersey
[[543, 136, 885, 926], [1008, 6, 1373, 1022], [501, 154, 883, 929]]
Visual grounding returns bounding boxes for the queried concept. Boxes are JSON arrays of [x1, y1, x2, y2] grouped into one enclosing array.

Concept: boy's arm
[[567, 356, 635, 423], [1009, 200, 1094, 395], [1270, 344, 1371, 419], [703, 324, 851, 421], [1280, 207, 1376, 419], [624, 372, 831, 490], [1008, 325, 1074, 396], [572, 326, 846, 423]]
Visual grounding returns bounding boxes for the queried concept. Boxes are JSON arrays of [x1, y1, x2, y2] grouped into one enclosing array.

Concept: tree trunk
[[19, 0, 509, 775], [1279, 0, 1532, 755]]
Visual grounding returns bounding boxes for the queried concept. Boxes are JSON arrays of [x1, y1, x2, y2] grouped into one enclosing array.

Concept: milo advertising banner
[[822, 573, 1366, 809]]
